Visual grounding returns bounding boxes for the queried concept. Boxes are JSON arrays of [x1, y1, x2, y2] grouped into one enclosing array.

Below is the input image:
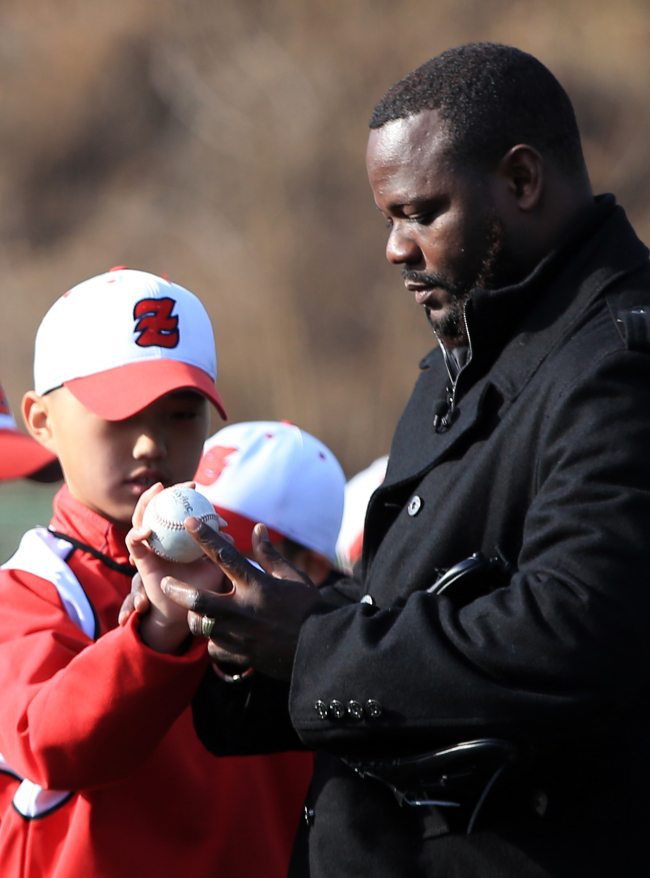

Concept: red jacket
[[0, 485, 312, 877]]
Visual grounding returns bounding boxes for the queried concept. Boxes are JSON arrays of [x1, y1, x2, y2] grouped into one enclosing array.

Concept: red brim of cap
[[64, 360, 227, 421], [214, 506, 284, 554], [0, 429, 58, 480]]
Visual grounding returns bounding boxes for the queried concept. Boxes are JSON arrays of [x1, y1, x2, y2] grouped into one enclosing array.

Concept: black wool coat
[[194, 196, 650, 877]]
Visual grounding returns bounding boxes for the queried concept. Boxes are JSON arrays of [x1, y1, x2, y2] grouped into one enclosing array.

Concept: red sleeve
[[0, 568, 209, 791]]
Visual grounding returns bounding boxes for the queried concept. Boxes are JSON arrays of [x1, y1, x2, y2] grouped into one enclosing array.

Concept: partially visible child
[[194, 420, 346, 586], [0, 380, 62, 813], [0, 268, 309, 878], [0, 379, 61, 482]]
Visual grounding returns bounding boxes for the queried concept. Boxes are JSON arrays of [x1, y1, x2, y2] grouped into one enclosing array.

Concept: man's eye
[[172, 410, 198, 421], [408, 212, 434, 225]]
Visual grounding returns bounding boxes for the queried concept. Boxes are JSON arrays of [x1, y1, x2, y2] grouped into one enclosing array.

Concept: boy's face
[[28, 387, 210, 529]]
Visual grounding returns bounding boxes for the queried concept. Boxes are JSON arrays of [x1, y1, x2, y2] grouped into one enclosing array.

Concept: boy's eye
[[172, 410, 199, 421]]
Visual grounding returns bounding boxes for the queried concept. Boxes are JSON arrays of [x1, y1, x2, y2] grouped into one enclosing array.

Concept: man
[[151, 44, 650, 876]]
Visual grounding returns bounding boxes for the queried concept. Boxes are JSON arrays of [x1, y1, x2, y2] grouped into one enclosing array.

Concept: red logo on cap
[[195, 446, 237, 485], [133, 297, 179, 348]]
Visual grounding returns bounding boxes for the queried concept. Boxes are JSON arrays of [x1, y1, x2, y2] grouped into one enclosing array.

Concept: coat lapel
[[381, 199, 649, 493]]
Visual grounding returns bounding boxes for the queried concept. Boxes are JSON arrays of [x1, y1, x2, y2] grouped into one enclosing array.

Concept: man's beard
[[403, 213, 507, 344]]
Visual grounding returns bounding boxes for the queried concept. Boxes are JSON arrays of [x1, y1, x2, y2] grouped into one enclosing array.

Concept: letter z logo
[[133, 297, 180, 348]]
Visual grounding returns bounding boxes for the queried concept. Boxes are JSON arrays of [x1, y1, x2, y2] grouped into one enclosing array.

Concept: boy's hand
[[117, 573, 150, 627], [126, 483, 229, 654]]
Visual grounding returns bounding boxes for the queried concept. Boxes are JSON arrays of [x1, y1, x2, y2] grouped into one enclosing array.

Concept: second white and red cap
[[194, 421, 345, 562], [33, 267, 226, 420]]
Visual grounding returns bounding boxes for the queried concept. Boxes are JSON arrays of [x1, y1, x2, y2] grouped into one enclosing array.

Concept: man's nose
[[386, 224, 422, 266], [133, 431, 166, 460]]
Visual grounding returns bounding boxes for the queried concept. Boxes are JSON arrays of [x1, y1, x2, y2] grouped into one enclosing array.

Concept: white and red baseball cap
[[33, 267, 226, 421], [194, 421, 345, 562], [336, 455, 388, 573], [0, 381, 58, 480]]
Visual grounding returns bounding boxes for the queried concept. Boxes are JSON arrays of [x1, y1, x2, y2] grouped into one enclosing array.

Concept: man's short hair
[[369, 43, 585, 175]]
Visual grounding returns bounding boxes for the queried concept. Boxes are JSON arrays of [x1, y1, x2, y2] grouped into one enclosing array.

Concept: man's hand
[[161, 520, 328, 680]]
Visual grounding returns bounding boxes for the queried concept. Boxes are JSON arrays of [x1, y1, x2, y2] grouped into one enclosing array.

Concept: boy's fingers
[[132, 482, 164, 529], [118, 593, 136, 627], [134, 591, 150, 613], [118, 573, 149, 626], [125, 527, 153, 560]]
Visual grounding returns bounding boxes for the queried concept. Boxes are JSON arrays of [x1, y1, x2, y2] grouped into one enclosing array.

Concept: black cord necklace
[[48, 529, 136, 577]]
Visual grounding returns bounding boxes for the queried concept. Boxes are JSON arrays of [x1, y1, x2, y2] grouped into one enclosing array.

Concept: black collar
[[383, 196, 649, 489], [419, 194, 627, 374]]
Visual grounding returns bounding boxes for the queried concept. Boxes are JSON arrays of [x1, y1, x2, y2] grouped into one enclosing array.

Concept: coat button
[[365, 699, 383, 718], [314, 700, 328, 719], [347, 700, 363, 719], [360, 594, 375, 605], [407, 495, 422, 516], [329, 700, 346, 719]]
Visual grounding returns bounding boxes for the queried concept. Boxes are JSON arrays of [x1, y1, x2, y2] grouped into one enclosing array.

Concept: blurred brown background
[[1, 0, 650, 481]]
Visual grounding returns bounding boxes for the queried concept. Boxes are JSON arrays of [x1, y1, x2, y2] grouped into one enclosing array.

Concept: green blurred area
[[0, 480, 61, 564]]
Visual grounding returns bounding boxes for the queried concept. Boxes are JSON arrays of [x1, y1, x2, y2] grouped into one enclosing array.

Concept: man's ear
[[22, 392, 58, 454], [496, 144, 544, 212]]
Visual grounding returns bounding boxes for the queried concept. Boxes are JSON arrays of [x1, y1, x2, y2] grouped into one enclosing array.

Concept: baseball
[[142, 485, 220, 563]]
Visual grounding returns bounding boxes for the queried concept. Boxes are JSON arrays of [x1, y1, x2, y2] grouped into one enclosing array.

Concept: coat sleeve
[[0, 569, 209, 790], [191, 578, 361, 757], [288, 348, 650, 755]]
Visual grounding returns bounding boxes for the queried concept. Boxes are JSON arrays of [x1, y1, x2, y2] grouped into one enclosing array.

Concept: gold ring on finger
[[201, 615, 216, 638]]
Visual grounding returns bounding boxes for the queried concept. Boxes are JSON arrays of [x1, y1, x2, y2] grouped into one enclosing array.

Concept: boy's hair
[[370, 43, 586, 175], [34, 267, 226, 420]]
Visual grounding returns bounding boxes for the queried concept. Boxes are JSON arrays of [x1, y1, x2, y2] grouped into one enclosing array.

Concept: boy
[[195, 420, 346, 587], [0, 268, 310, 877]]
